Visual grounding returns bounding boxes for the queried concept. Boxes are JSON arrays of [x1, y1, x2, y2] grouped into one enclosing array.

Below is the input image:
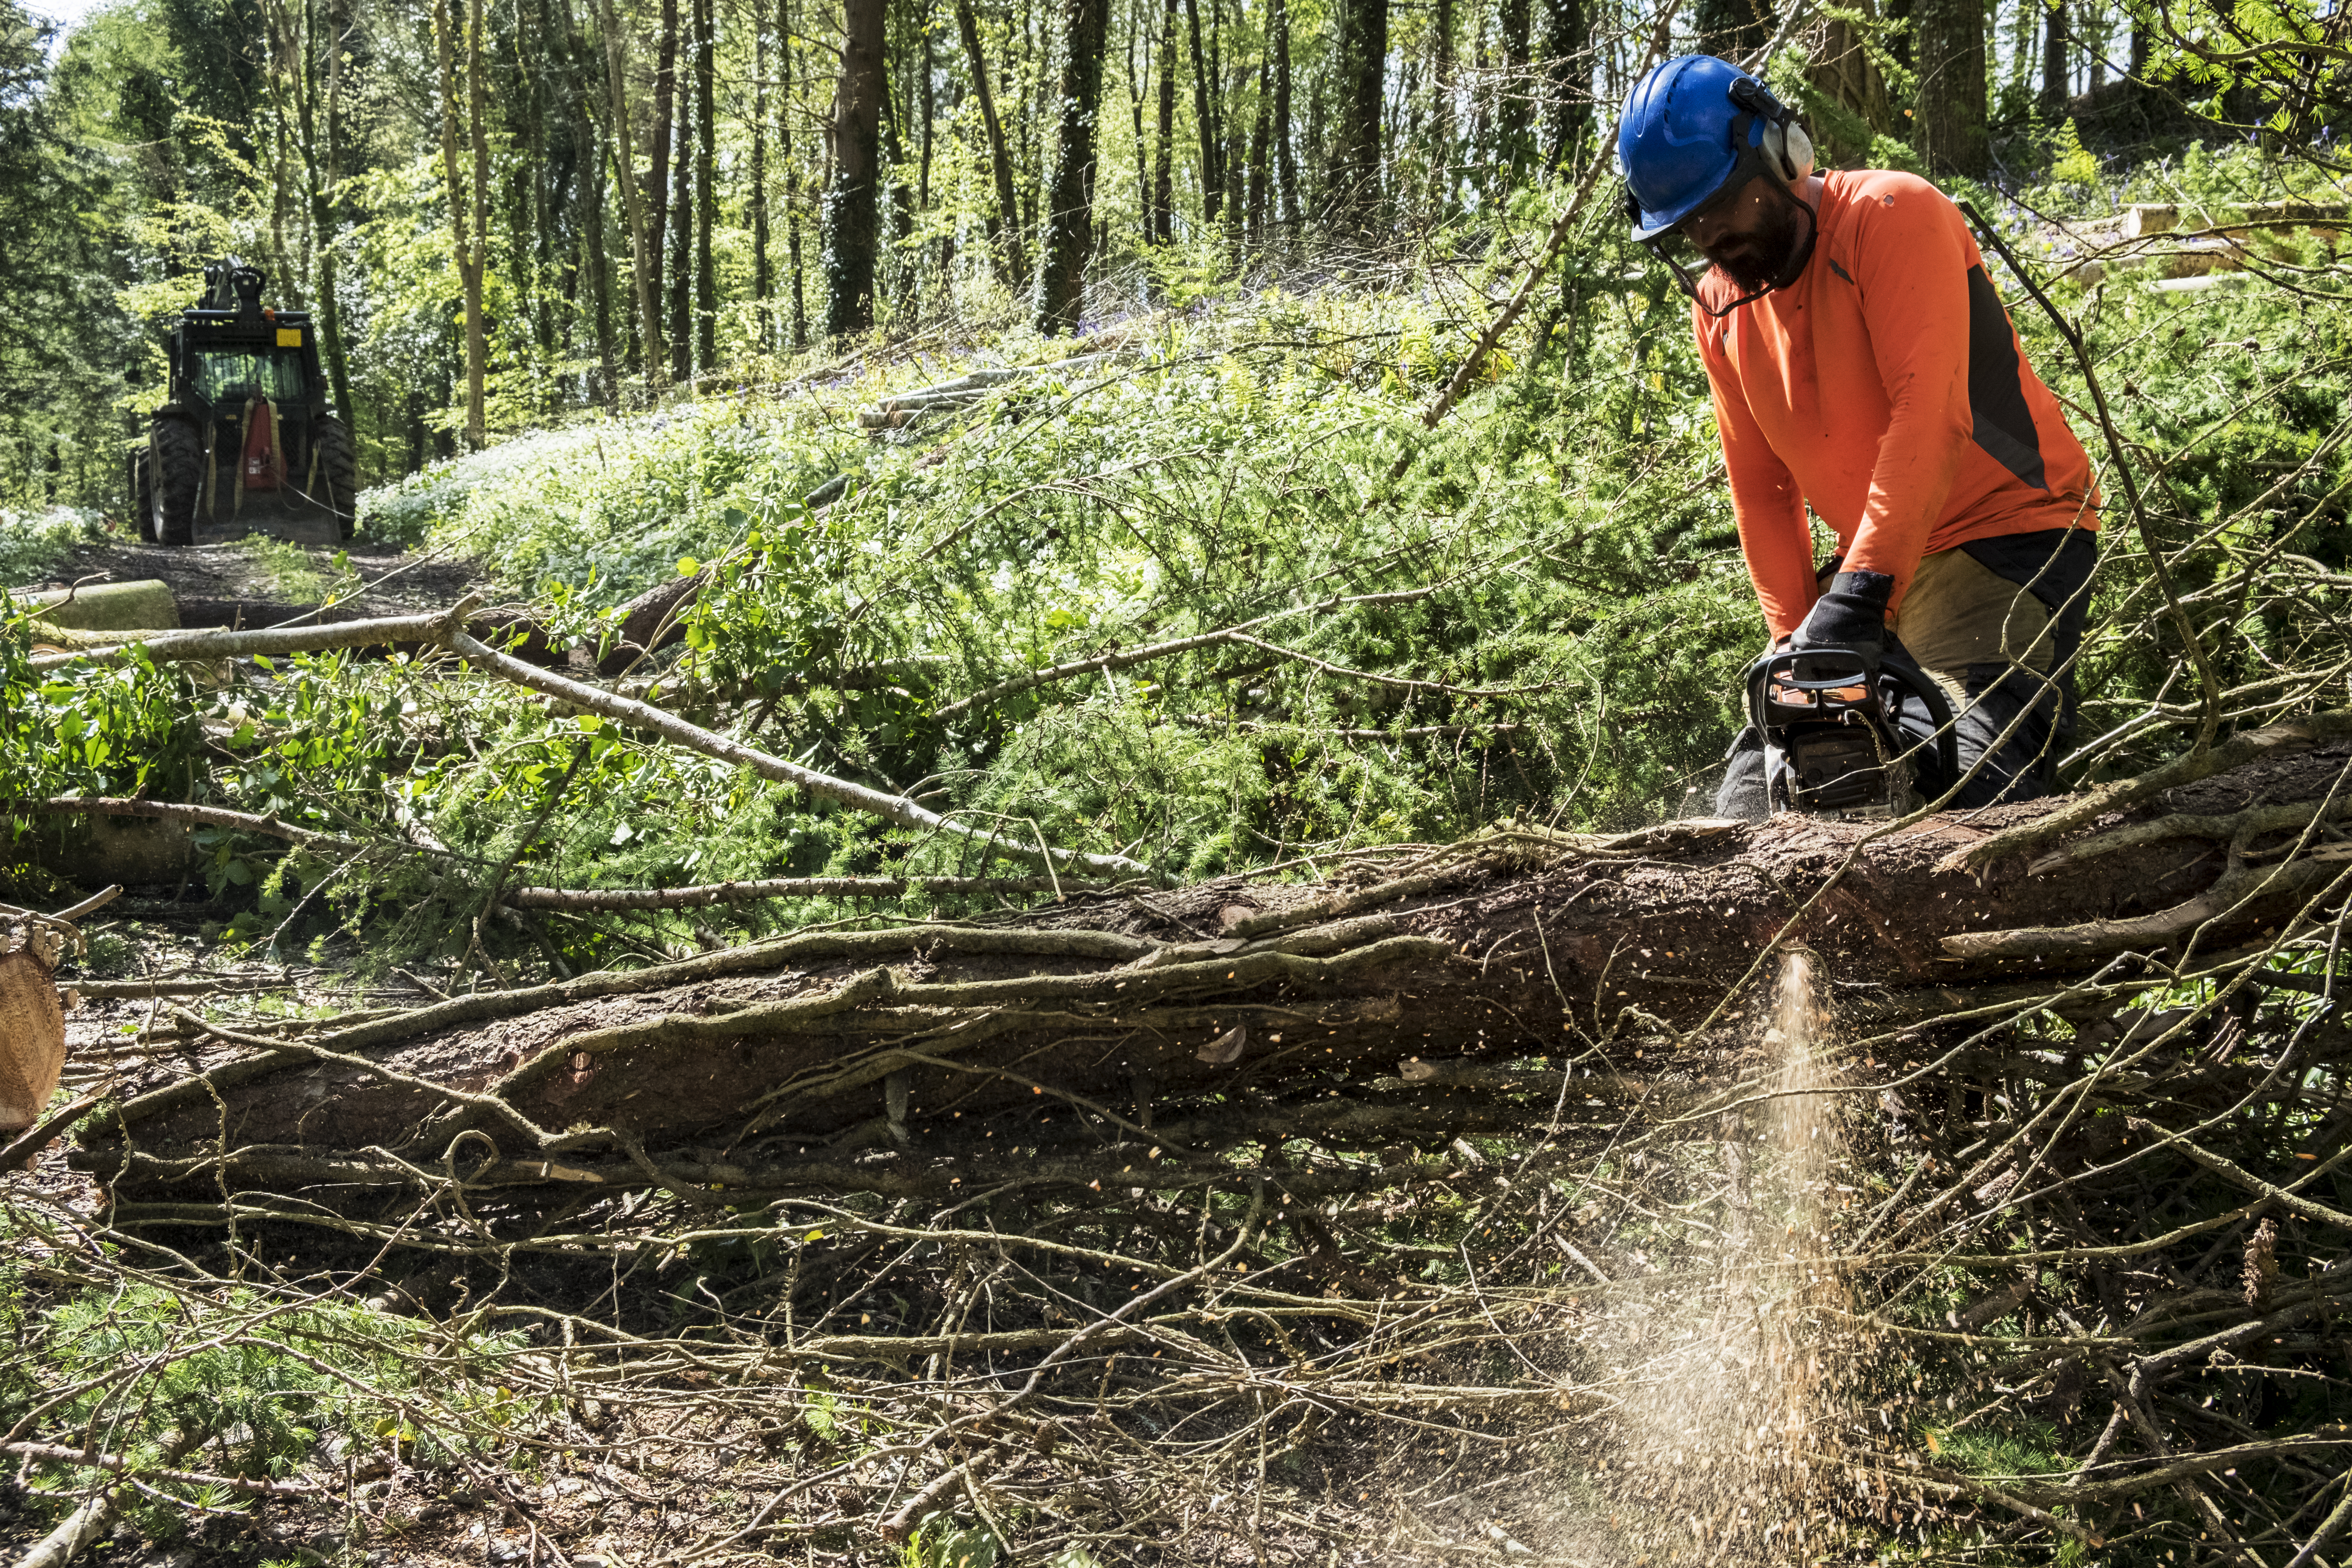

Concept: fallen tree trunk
[[73, 738, 2352, 1206]]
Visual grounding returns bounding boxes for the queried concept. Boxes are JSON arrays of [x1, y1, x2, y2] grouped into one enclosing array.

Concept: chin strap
[[1659, 171, 1819, 320]]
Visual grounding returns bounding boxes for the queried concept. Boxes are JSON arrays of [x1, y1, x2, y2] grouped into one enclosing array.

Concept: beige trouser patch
[[1893, 548, 2054, 703]]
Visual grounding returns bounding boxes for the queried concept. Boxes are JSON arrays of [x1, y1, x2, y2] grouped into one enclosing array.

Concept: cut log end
[[0, 928, 66, 1134]]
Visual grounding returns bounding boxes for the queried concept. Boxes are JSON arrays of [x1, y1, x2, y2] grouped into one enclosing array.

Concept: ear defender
[[1727, 75, 1813, 183], [1763, 118, 1815, 183]]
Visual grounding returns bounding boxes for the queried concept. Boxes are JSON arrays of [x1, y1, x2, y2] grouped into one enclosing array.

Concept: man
[[1616, 53, 2101, 817]]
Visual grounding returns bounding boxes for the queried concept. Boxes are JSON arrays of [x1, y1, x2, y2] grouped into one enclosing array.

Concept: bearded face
[[1681, 174, 1813, 292]]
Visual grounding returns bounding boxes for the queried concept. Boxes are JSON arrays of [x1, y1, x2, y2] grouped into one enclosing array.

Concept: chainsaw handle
[[1744, 647, 1964, 797], [1759, 653, 1876, 693]]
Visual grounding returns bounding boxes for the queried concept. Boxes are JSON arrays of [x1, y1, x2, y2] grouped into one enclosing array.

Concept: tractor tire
[[130, 449, 155, 543], [148, 417, 204, 547], [313, 415, 358, 542]]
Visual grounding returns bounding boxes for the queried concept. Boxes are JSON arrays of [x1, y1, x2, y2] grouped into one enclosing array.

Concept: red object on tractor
[[241, 401, 282, 492]]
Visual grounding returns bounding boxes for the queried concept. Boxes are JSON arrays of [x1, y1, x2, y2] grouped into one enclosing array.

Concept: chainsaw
[[1745, 645, 1960, 818]]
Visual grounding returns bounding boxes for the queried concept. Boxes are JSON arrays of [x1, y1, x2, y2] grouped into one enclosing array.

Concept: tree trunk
[[2041, 0, 2068, 106], [1031, 0, 1108, 332], [1913, 0, 1988, 177], [1221, 116, 1241, 260], [520, 0, 558, 378], [919, 16, 936, 214], [752, 3, 772, 348], [824, 0, 887, 337], [583, 127, 617, 400], [667, 73, 693, 378], [1126, 9, 1145, 248], [693, 0, 716, 371], [1695, 0, 1769, 62], [298, 0, 356, 426], [1244, 54, 1269, 243], [1327, 0, 1385, 231], [1183, 0, 1220, 225], [1496, 0, 1531, 178], [434, 0, 488, 451], [649, 0, 678, 322], [955, 0, 1028, 285], [1152, 0, 1176, 242], [595, 0, 663, 383], [1806, 0, 1893, 161], [1271, 0, 1295, 230], [883, 68, 914, 312], [467, 0, 490, 446], [1535, 0, 1583, 169], [85, 739, 2352, 1206], [783, 0, 808, 349], [1885, 0, 1913, 71], [1430, 0, 1453, 197]]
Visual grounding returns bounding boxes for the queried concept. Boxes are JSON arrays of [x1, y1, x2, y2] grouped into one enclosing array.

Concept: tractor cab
[[130, 258, 356, 546]]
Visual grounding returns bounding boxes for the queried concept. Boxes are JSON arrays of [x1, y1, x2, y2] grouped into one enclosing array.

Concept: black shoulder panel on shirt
[[1965, 264, 2049, 490]]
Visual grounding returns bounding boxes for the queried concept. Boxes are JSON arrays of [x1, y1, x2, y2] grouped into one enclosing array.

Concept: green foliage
[[908, 1515, 1005, 1568], [0, 506, 103, 588], [241, 536, 360, 606], [0, 616, 206, 800], [2048, 118, 2103, 191], [0, 1205, 547, 1541]]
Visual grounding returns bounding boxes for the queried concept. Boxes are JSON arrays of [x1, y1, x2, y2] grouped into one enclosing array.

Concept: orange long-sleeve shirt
[[1695, 169, 2098, 641]]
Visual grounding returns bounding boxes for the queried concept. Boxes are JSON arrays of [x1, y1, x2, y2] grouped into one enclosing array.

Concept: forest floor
[[29, 517, 485, 623]]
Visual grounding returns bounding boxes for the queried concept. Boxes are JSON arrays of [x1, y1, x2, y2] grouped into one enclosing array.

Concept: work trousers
[[1713, 528, 2099, 820]]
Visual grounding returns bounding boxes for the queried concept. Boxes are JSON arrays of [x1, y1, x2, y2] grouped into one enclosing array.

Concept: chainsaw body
[[1746, 647, 1959, 818]]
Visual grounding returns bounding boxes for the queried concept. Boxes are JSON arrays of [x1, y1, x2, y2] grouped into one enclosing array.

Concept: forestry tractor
[[129, 258, 357, 546]]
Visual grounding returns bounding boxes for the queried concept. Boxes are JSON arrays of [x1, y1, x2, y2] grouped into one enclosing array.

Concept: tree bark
[[1327, 0, 1385, 231], [692, 0, 716, 371], [1695, 0, 1769, 62], [580, 73, 618, 400], [433, 0, 488, 450], [954, 0, 1028, 285], [667, 65, 693, 379], [1244, 53, 1269, 242], [296, 0, 356, 425], [1534, 0, 1583, 169], [1152, 0, 1176, 242], [1913, 0, 1988, 177], [751, 2, 772, 345], [86, 739, 2352, 1206], [1271, 0, 1295, 229], [595, 0, 664, 383], [1496, 0, 1531, 178], [883, 59, 914, 311], [1183, 0, 1220, 224], [2042, 0, 2069, 108], [824, 0, 884, 338], [649, 0, 679, 322], [1806, 0, 1894, 161], [783, 0, 808, 348], [1031, 0, 1107, 332]]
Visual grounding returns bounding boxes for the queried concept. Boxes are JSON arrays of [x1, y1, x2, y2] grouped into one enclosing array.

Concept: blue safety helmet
[[1617, 54, 1794, 242]]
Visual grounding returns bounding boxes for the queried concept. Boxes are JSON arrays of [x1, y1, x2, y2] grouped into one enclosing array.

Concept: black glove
[[1790, 569, 1894, 674]]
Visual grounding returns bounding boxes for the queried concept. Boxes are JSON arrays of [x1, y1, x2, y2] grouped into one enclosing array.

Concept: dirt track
[[25, 512, 482, 623]]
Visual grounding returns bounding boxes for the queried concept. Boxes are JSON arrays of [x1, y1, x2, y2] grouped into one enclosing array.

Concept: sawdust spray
[[1543, 947, 1863, 1564]]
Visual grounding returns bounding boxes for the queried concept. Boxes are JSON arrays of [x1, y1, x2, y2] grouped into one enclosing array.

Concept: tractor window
[[193, 349, 304, 406]]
